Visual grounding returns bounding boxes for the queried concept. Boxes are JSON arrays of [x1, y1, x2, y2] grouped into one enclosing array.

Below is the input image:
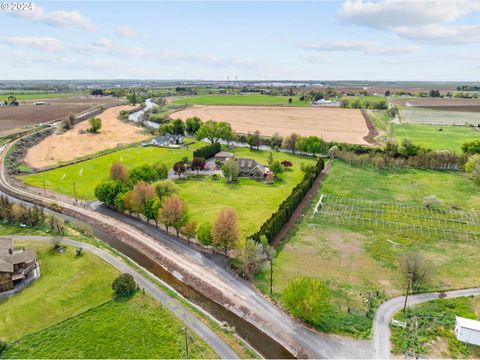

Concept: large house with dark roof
[[214, 152, 269, 180], [0, 239, 37, 293]]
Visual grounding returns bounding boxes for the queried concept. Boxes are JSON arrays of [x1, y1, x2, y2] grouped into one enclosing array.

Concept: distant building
[[455, 317, 480, 346], [214, 151, 235, 162], [0, 239, 38, 293], [143, 134, 184, 147]]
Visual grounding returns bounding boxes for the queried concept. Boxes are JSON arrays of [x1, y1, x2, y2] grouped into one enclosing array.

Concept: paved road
[[8, 235, 239, 359], [0, 142, 373, 359], [373, 287, 480, 359]]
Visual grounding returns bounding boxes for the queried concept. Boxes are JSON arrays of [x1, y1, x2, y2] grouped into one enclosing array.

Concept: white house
[[455, 316, 480, 346]]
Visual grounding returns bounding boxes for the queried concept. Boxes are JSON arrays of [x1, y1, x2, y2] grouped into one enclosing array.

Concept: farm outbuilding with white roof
[[455, 316, 480, 346]]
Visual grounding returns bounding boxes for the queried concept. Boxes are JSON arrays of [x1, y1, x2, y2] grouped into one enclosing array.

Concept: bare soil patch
[[24, 105, 148, 168], [171, 105, 370, 145], [0, 96, 120, 136]]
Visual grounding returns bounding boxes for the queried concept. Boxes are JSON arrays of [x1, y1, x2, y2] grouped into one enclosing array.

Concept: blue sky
[[1, 0, 479, 81]]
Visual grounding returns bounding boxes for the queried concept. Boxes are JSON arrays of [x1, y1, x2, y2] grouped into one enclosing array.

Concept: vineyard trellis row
[[311, 194, 480, 242]]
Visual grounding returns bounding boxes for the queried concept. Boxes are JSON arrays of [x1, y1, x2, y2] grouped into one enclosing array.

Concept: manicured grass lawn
[[392, 123, 479, 153], [171, 94, 309, 106], [21, 144, 203, 200], [176, 148, 315, 240], [5, 294, 216, 359], [391, 297, 480, 358], [21, 145, 315, 241], [255, 161, 480, 337], [0, 241, 118, 341]]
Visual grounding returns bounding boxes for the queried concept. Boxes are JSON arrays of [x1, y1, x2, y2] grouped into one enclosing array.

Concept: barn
[[455, 316, 480, 346]]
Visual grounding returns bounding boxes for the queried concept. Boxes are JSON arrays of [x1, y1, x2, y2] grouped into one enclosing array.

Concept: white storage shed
[[455, 316, 480, 346]]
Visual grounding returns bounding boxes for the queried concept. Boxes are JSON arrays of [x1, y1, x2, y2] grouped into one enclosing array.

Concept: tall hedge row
[[193, 142, 221, 160], [251, 157, 325, 244]]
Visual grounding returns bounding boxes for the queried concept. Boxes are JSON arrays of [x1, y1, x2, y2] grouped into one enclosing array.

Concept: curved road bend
[[373, 287, 480, 359], [0, 142, 373, 359], [8, 235, 239, 359]]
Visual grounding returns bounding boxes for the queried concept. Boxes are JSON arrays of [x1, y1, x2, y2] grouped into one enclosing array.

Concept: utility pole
[[403, 273, 412, 312], [72, 181, 78, 205], [182, 326, 189, 359], [43, 180, 46, 197]]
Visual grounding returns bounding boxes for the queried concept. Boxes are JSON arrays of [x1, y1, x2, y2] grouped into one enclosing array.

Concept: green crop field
[[177, 148, 315, 240], [21, 144, 204, 200], [5, 294, 216, 359], [392, 123, 479, 152], [0, 241, 118, 342], [171, 94, 309, 106], [255, 160, 480, 337]]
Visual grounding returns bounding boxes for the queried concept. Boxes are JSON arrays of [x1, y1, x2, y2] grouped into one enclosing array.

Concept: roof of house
[[0, 238, 13, 257], [237, 158, 266, 174], [456, 317, 480, 332], [0, 243, 36, 273], [215, 151, 235, 158], [0, 258, 12, 272]]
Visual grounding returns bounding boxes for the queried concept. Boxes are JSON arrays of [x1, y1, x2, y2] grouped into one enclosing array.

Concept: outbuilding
[[455, 316, 480, 346]]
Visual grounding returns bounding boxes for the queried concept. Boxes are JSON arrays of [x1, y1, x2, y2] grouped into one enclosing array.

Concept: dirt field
[[0, 96, 121, 136], [24, 105, 149, 168], [171, 105, 370, 144]]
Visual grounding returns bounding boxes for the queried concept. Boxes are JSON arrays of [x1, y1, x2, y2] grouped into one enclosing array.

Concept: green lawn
[[177, 148, 315, 240], [391, 297, 480, 358], [0, 241, 118, 342], [255, 160, 480, 337], [392, 123, 479, 153], [21, 145, 203, 200], [171, 94, 309, 106], [21, 145, 315, 241], [5, 294, 216, 359]]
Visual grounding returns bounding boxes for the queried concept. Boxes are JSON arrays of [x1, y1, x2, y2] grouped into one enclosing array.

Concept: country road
[[6, 235, 239, 359], [373, 287, 480, 359], [0, 142, 373, 358]]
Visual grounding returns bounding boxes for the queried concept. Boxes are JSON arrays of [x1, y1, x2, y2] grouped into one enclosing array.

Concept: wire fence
[[311, 194, 480, 241]]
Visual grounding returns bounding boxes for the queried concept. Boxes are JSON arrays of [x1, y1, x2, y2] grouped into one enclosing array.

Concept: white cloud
[[299, 40, 419, 56], [0, 36, 62, 52], [395, 25, 480, 44], [337, 0, 480, 44], [115, 26, 137, 38], [92, 38, 112, 48], [11, 5, 96, 32], [305, 54, 333, 64]]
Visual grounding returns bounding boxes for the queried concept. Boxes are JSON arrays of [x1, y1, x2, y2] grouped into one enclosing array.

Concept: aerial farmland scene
[[1, 1, 480, 359]]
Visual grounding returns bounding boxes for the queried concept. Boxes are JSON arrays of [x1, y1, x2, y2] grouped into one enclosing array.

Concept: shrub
[[197, 222, 213, 246], [95, 180, 126, 206], [112, 273, 137, 298], [0, 339, 6, 355], [193, 142, 221, 160], [282, 277, 331, 325]]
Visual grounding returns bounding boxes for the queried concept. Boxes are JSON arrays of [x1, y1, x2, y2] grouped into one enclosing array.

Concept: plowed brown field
[[24, 105, 148, 168], [0, 96, 120, 136], [171, 105, 370, 145]]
